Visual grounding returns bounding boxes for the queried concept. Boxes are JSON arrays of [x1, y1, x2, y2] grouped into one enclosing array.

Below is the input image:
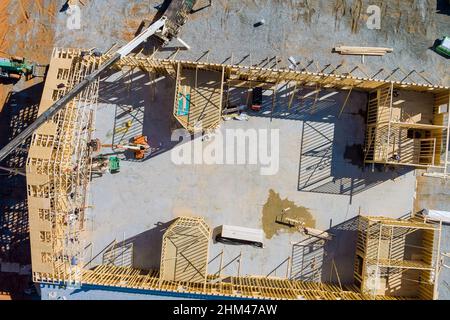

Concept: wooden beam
[[338, 87, 353, 118], [218, 66, 225, 117], [271, 83, 278, 121], [334, 46, 394, 56], [445, 90, 450, 177], [311, 85, 321, 114], [385, 82, 394, 163], [288, 83, 298, 110], [116, 57, 450, 94]]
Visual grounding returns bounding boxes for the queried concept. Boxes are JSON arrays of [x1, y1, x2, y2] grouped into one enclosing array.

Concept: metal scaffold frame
[[80, 265, 406, 300]]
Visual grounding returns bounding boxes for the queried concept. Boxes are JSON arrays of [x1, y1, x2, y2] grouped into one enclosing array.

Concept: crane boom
[[0, 17, 167, 163]]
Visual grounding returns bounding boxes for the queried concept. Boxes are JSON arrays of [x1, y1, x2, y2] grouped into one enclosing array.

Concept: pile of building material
[[334, 46, 394, 56]]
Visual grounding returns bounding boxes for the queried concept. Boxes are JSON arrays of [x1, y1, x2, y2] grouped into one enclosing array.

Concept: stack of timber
[[334, 46, 394, 56]]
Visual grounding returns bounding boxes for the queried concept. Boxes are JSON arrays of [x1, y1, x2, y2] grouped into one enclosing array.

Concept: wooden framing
[[80, 264, 408, 300], [27, 48, 101, 286], [114, 57, 449, 167], [364, 86, 450, 169], [160, 217, 210, 284], [354, 215, 441, 299], [173, 64, 224, 132], [27, 49, 448, 299]]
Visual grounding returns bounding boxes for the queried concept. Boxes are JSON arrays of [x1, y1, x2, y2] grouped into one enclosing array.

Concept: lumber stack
[[334, 46, 394, 56], [302, 227, 333, 241]]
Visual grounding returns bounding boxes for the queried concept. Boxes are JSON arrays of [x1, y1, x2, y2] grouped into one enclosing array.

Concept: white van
[[216, 225, 264, 248]]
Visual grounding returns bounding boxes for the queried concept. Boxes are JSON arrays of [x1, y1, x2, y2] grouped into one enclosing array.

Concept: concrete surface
[[54, 0, 450, 86], [83, 68, 417, 286], [1, 0, 449, 300], [415, 176, 450, 300], [50, 0, 450, 300]]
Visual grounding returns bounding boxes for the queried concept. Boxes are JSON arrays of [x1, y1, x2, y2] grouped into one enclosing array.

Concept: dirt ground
[[0, 0, 54, 299], [0, 0, 56, 64], [0, 0, 56, 113]]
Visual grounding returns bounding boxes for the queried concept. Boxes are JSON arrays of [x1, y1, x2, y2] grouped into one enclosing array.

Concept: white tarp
[[423, 209, 450, 223], [221, 225, 264, 244]]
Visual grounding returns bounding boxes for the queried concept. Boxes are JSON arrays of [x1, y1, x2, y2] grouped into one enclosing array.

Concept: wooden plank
[[334, 46, 394, 56], [338, 87, 353, 118]]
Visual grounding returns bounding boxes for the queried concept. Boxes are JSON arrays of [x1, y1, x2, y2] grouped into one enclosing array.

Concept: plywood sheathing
[[160, 217, 210, 284]]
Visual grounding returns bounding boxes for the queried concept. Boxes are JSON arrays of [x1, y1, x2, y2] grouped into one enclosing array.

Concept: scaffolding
[[354, 215, 442, 299], [26, 48, 101, 287]]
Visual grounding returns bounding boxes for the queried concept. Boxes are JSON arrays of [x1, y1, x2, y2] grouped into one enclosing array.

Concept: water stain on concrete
[[262, 189, 315, 239]]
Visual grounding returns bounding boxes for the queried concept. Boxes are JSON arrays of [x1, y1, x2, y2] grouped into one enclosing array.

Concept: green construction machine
[[435, 36, 450, 58], [0, 56, 47, 80]]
